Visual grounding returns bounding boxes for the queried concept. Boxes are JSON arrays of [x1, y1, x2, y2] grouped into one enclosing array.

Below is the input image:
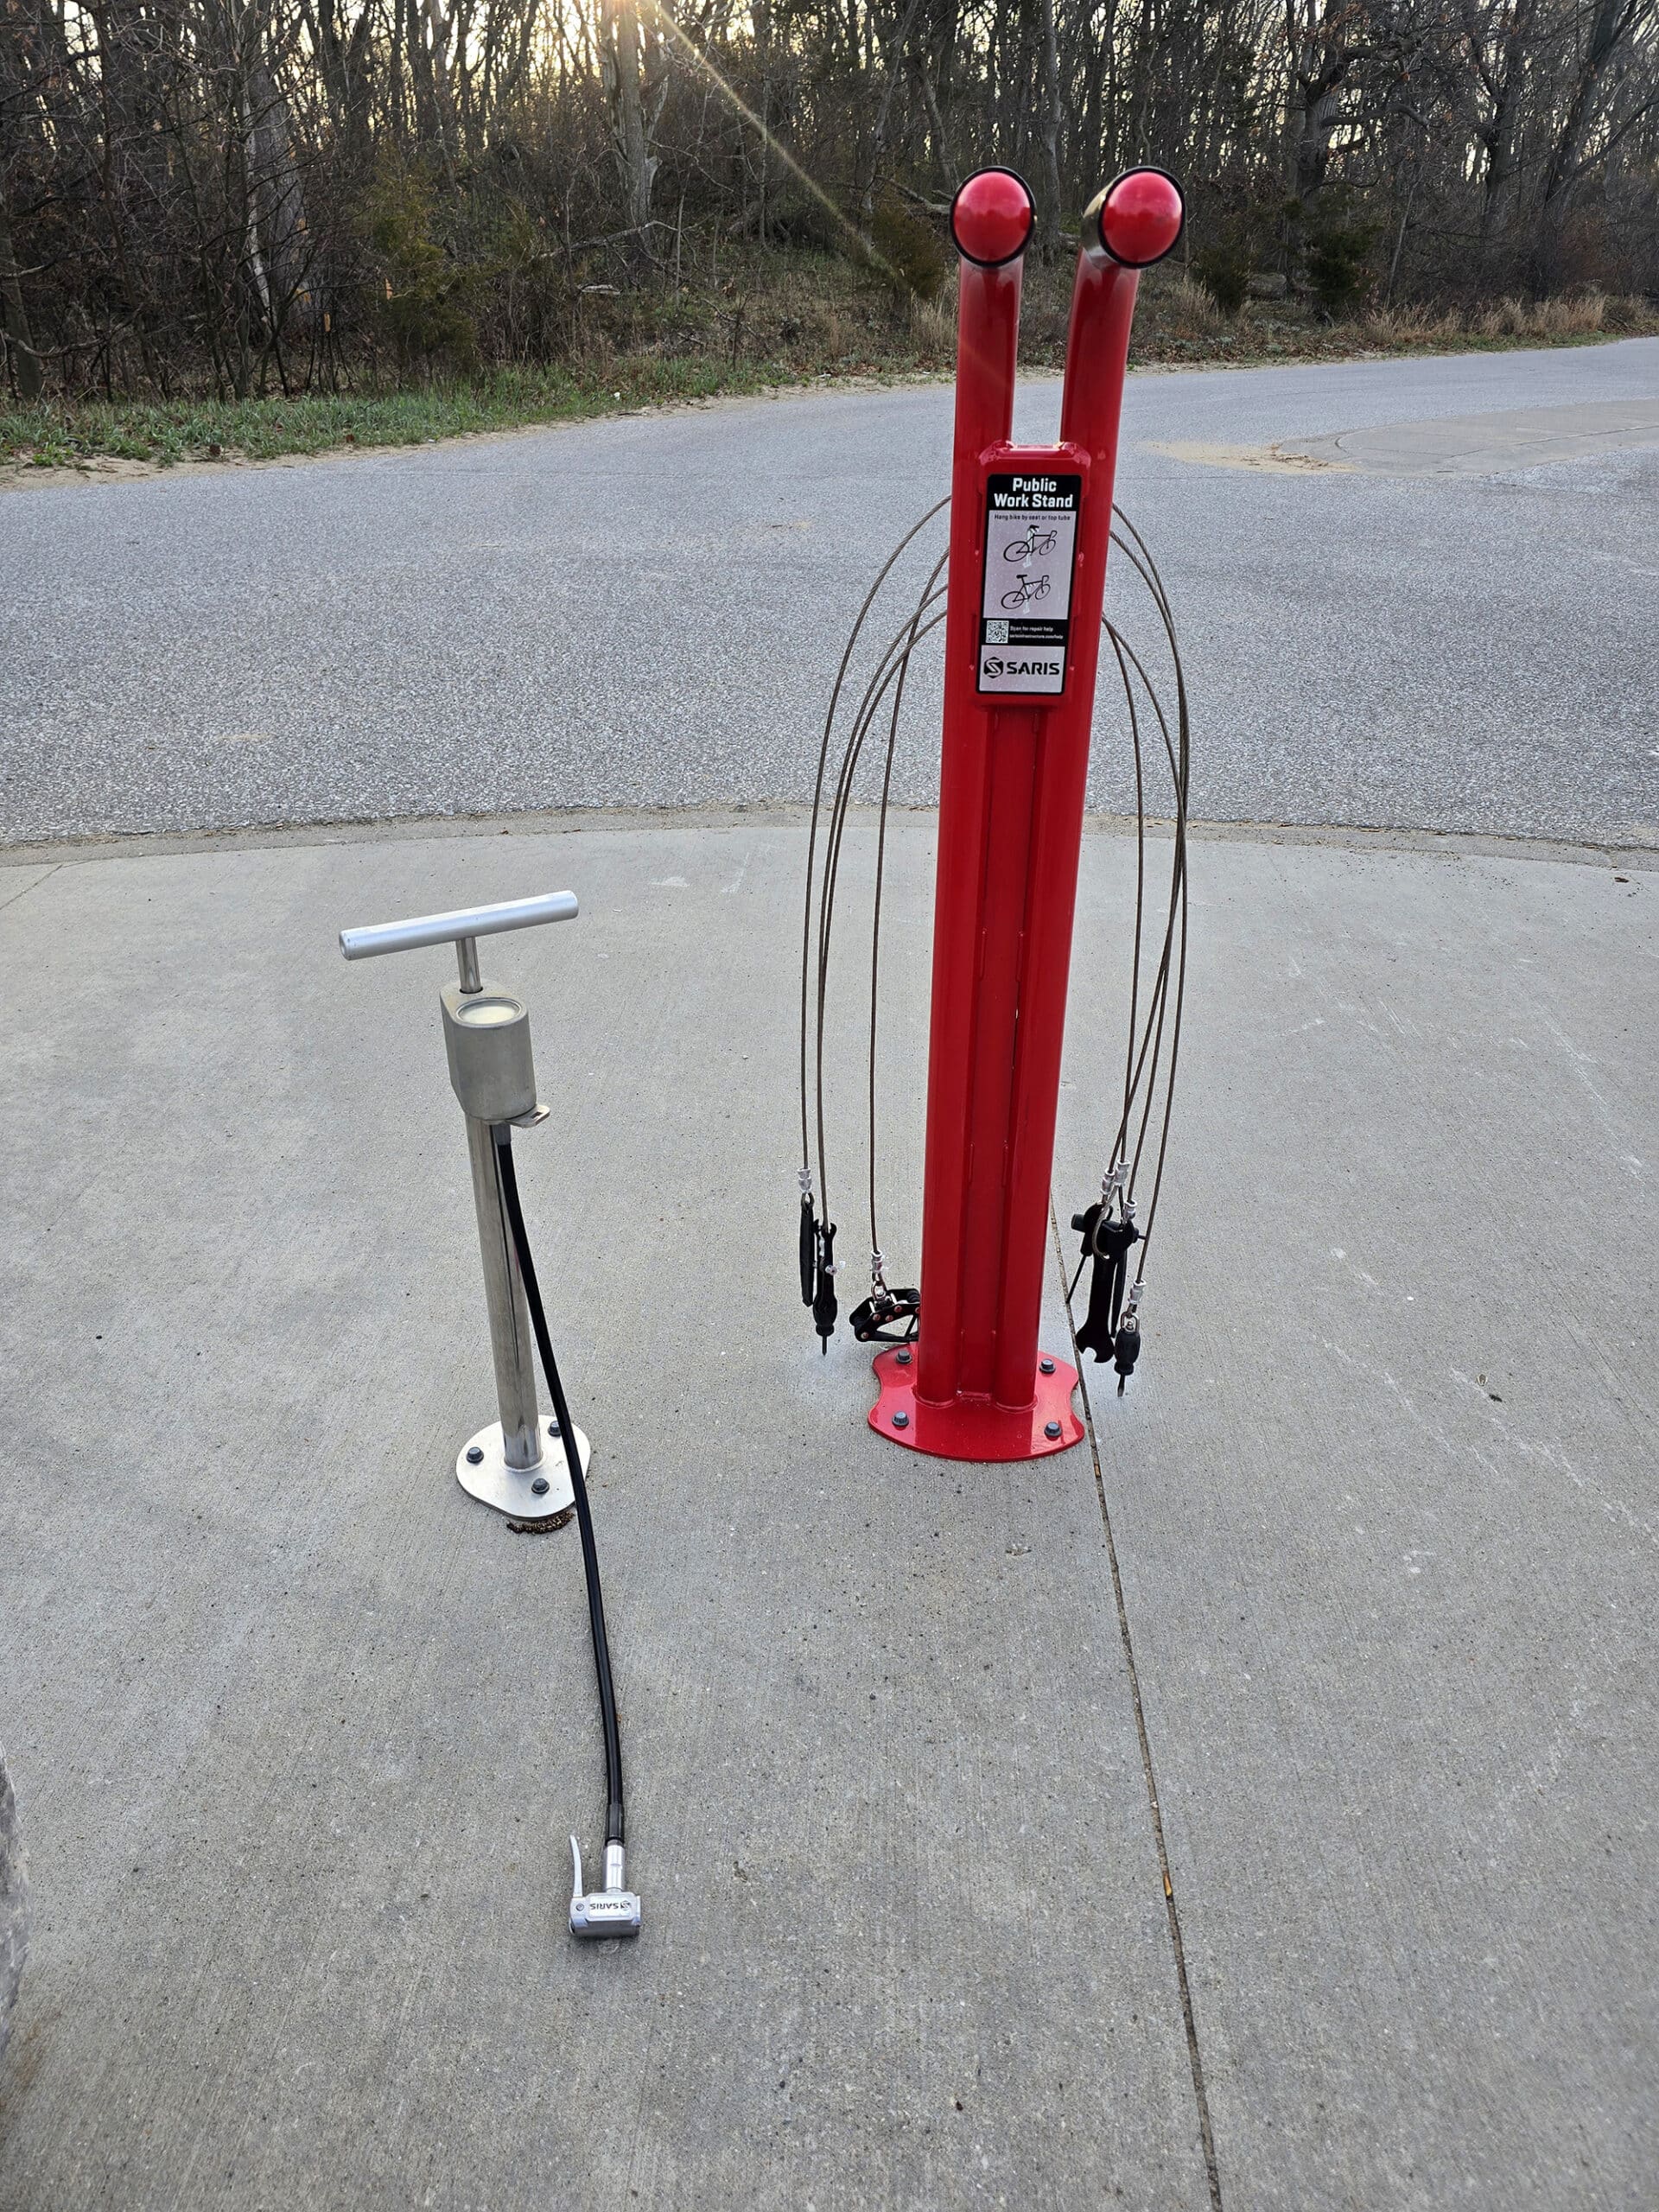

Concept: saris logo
[[982, 655, 1061, 681]]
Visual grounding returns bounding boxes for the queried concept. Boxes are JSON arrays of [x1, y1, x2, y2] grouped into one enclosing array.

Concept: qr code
[[984, 620, 1009, 644]]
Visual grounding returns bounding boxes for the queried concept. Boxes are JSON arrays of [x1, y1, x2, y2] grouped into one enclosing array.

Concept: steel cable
[[800, 495, 1189, 1341]]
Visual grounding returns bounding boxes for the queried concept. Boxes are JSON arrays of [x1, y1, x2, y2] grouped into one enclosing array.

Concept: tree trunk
[[1293, 78, 1343, 203], [1037, 0, 1065, 254], [1471, 0, 1537, 251], [915, 50, 955, 189], [423, 0, 459, 159], [0, 204, 42, 401], [861, 0, 923, 236], [1534, 0, 1634, 284], [602, 0, 657, 237]]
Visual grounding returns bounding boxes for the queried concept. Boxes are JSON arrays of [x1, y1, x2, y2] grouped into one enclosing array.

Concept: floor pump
[[340, 891, 639, 1941]]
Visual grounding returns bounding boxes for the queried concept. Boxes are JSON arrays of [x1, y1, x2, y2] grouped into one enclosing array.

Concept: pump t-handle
[[340, 889, 578, 965]]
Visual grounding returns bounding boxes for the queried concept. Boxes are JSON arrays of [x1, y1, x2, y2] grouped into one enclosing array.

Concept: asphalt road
[[3, 338, 1656, 846]]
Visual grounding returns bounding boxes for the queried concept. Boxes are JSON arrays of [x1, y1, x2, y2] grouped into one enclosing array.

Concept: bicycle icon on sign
[[1000, 571, 1052, 611], [1002, 524, 1058, 563]]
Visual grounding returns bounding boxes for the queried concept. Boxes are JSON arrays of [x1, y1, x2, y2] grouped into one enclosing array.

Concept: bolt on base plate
[[868, 1347, 1084, 1462], [455, 1419, 588, 1519]]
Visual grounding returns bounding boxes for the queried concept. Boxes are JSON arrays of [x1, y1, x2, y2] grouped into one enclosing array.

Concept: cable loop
[[798, 495, 1189, 1375]]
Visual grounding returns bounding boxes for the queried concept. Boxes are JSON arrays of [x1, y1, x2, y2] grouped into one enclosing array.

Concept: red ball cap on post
[[949, 168, 1037, 269], [1094, 168, 1185, 269]]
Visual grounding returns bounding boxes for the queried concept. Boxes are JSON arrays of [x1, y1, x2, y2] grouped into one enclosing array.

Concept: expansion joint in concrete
[[0, 863, 59, 916], [1052, 1202, 1224, 2212]]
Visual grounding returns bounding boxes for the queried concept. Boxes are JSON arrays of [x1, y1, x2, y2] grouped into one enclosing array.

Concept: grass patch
[[0, 358, 801, 471]]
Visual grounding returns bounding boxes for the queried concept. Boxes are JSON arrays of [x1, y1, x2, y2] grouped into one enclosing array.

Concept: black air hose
[[493, 1127, 624, 1852]]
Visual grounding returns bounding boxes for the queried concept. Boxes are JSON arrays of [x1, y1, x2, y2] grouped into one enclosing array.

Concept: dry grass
[[1160, 272, 1235, 340], [1475, 289, 1624, 337], [906, 291, 956, 359], [1352, 288, 1646, 347]]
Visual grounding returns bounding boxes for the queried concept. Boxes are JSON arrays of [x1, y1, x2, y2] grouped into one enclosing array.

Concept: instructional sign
[[977, 472, 1081, 696]]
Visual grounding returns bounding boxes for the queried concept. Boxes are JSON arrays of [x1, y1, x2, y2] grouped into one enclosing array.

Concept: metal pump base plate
[[868, 1347, 1084, 1462], [456, 1419, 588, 1519]]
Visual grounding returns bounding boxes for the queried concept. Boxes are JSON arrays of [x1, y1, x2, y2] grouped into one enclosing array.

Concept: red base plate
[[868, 1346, 1084, 1462]]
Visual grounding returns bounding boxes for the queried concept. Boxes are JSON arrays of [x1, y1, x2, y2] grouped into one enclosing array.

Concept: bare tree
[[0, 0, 1652, 399]]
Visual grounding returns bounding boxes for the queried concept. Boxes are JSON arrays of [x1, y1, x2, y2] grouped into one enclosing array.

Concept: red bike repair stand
[[870, 164, 1185, 1463]]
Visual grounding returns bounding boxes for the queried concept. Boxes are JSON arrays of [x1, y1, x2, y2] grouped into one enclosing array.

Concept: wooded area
[[2, 0, 1655, 399]]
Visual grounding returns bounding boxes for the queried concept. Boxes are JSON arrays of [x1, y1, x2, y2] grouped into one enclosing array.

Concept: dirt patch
[[1144, 439, 1355, 473]]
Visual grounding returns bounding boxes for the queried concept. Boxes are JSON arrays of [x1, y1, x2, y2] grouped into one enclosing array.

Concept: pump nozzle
[[569, 1835, 641, 1939]]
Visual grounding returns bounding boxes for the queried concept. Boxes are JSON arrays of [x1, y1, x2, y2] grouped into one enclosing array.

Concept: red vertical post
[[871, 167, 1185, 1463]]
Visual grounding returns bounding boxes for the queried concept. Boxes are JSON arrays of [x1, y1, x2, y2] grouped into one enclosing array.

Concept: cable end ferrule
[[569, 1834, 641, 1940]]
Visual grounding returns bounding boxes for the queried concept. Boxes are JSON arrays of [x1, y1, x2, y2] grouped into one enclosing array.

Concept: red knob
[[950, 168, 1036, 269], [1096, 168, 1185, 268]]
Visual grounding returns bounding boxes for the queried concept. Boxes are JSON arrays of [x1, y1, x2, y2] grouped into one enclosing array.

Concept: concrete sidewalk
[[0, 816, 1653, 2210]]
